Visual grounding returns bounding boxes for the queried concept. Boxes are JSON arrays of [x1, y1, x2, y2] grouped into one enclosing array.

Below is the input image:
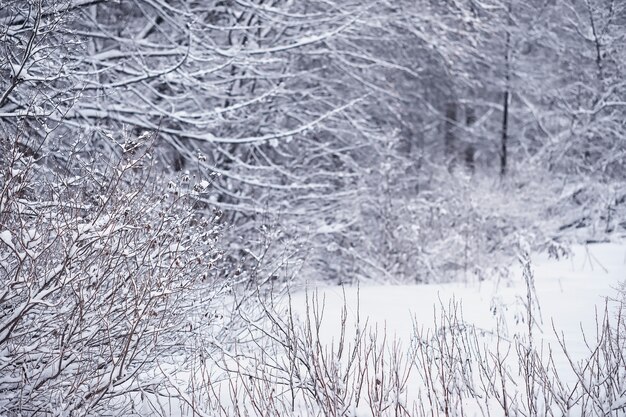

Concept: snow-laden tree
[[540, 0, 626, 178], [2, 0, 625, 287], [0, 0, 378, 278]]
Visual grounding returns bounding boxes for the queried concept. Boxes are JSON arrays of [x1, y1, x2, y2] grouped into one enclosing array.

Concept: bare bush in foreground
[[182, 268, 626, 417], [0, 133, 231, 416]]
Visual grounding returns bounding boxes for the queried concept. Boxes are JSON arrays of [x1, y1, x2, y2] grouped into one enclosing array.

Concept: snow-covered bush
[[0, 134, 231, 416], [302, 159, 567, 285]]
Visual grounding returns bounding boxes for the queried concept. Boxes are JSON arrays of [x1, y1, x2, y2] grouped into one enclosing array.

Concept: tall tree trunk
[[585, 0, 604, 85], [465, 105, 476, 172], [500, 8, 511, 177], [445, 100, 457, 170], [501, 89, 509, 177]]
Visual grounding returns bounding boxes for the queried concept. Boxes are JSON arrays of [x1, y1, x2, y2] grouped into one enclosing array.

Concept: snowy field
[[290, 243, 626, 383], [138, 243, 626, 416], [279, 243, 626, 416]]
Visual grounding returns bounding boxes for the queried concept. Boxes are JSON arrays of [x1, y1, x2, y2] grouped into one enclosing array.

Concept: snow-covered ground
[[161, 243, 626, 416], [284, 243, 626, 414]]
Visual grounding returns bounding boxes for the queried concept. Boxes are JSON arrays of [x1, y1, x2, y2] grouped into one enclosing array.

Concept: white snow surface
[[289, 243, 626, 387], [141, 243, 626, 416]]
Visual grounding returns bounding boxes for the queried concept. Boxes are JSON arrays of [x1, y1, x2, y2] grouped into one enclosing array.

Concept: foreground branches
[[0, 134, 233, 415]]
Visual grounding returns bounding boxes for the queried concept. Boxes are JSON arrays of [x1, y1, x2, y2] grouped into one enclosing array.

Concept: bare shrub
[[184, 273, 626, 417], [0, 133, 230, 416]]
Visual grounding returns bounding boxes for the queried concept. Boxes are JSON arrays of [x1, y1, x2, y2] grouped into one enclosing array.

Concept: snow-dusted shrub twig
[[0, 134, 229, 416], [185, 269, 626, 417]]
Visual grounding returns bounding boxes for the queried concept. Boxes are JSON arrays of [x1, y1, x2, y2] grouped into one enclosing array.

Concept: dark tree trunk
[[444, 101, 457, 170], [465, 105, 476, 171], [500, 13, 511, 177], [501, 89, 509, 177]]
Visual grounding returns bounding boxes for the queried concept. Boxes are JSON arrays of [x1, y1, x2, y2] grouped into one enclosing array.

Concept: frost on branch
[[0, 137, 229, 416]]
